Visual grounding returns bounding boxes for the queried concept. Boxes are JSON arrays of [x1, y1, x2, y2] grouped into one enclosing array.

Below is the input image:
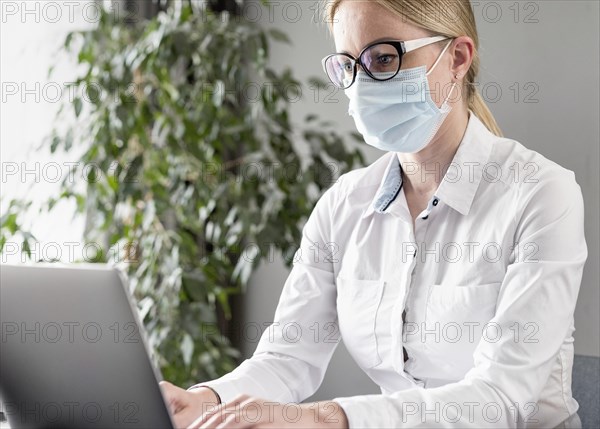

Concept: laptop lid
[[0, 263, 175, 429]]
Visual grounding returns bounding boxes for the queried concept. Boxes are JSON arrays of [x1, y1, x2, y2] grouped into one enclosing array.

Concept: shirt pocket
[[423, 282, 502, 378], [336, 276, 385, 369]]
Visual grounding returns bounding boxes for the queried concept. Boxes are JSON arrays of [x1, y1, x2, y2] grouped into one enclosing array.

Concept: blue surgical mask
[[345, 41, 457, 153]]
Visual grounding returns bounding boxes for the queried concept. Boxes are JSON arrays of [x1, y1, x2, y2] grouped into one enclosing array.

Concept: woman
[[161, 1, 587, 428]]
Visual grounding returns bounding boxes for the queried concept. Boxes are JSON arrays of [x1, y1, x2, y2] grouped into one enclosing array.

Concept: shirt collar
[[361, 112, 494, 219]]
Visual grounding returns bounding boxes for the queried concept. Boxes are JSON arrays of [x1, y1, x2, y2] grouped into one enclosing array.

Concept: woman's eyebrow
[[337, 49, 353, 56], [368, 36, 403, 45], [337, 36, 404, 56]]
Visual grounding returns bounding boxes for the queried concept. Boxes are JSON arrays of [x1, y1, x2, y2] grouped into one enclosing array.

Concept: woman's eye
[[343, 62, 353, 72], [377, 55, 396, 65]]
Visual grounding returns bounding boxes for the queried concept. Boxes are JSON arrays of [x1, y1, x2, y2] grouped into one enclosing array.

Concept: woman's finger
[[159, 381, 182, 413], [213, 398, 268, 429], [187, 394, 250, 429]]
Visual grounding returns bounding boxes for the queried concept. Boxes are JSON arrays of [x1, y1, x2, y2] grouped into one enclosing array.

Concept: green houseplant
[[0, 0, 364, 387]]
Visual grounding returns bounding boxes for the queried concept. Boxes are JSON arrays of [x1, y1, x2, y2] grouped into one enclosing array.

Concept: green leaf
[[1, 213, 18, 234], [22, 239, 32, 259], [64, 32, 75, 49], [269, 28, 291, 44], [0, 235, 7, 253], [308, 77, 328, 90], [64, 129, 74, 152], [50, 136, 61, 153], [351, 132, 364, 142], [107, 175, 119, 192], [74, 97, 83, 118]]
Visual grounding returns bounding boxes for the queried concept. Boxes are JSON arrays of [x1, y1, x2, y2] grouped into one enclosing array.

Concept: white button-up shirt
[[193, 112, 587, 428]]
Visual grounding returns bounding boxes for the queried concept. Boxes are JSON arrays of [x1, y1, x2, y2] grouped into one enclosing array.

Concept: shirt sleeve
[[333, 169, 588, 428], [189, 178, 343, 404]]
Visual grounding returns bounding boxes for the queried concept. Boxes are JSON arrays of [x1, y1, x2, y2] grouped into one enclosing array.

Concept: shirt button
[[433, 199, 439, 206], [422, 215, 429, 220]]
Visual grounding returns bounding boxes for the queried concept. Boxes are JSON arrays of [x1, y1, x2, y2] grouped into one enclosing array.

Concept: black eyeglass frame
[[321, 35, 449, 89]]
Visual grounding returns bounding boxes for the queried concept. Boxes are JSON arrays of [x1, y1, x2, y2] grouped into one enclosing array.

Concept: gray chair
[[572, 354, 600, 429]]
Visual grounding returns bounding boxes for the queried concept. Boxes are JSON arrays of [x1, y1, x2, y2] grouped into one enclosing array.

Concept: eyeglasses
[[321, 35, 449, 89]]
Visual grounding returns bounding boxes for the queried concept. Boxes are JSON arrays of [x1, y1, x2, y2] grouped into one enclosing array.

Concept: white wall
[[243, 0, 600, 401], [0, 0, 100, 263]]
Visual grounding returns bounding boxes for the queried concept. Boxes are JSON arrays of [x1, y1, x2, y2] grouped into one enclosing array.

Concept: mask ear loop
[[425, 39, 453, 77], [425, 39, 457, 107], [443, 82, 458, 106]]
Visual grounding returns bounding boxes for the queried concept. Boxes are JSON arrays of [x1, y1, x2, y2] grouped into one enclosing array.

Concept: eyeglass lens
[[325, 43, 402, 88]]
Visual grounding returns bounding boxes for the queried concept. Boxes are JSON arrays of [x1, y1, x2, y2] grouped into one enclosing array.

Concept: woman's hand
[[188, 395, 349, 429], [159, 381, 221, 429]]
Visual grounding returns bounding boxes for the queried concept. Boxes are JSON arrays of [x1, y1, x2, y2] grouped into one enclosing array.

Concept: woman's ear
[[450, 36, 475, 79]]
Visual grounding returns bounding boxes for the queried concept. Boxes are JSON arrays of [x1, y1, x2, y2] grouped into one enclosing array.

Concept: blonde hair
[[324, 0, 503, 137]]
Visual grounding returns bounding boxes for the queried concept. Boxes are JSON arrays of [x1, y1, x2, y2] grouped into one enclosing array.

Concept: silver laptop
[[0, 264, 175, 429]]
